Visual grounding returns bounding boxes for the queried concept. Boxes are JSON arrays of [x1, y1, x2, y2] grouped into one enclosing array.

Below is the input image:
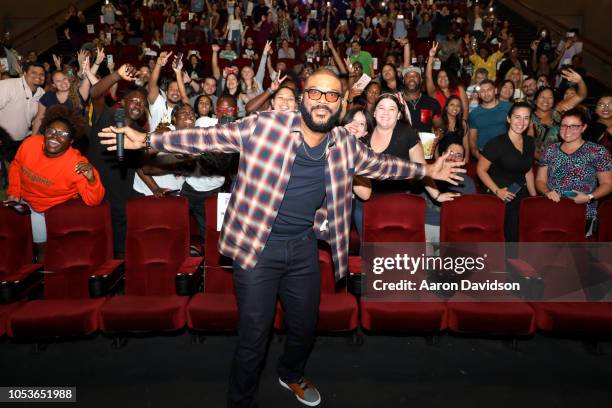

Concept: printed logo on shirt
[[21, 165, 53, 186]]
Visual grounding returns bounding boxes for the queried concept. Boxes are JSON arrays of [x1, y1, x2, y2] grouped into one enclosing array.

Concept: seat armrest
[[507, 258, 543, 299], [1, 264, 43, 303], [89, 259, 124, 298], [176, 256, 204, 296]]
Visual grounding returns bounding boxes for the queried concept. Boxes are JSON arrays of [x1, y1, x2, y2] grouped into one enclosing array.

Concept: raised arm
[[327, 38, 347, 74], [425, 42, 439, 98], [148, 51, 173, 104], [401, 38, 412, 68], [171, 55, 190, 104], [556, 69, 587, 111], [211, 44, 221, 80]]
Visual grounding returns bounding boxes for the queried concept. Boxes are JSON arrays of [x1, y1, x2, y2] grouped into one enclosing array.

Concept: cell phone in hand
[[106, 54, 113, 65], [561, 190, 577, 198], [4, 201, 31, 215], [175, 52, 183, 62], [507, 182, 522, 195]]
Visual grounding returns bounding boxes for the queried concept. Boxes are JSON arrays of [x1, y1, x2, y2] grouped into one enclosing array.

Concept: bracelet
[[144, 132, 152, 151], [266, 87, 274, 95]]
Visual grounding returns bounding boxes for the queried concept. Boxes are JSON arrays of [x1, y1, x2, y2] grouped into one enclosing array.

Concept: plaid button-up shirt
[[150, 111, 425, 280]]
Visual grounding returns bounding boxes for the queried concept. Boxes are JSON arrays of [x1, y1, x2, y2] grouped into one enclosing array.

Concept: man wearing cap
[[400, 66, 441, 132]]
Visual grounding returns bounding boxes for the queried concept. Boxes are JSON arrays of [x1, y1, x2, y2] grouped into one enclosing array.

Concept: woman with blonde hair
[[505, 67, 525, 100]]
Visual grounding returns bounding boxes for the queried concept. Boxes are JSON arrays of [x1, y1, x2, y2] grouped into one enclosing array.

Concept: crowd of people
[[1, 0, 611, 249]]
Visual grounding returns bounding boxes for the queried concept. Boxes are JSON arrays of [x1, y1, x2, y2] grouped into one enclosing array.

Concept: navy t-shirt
[[269, 138, 327, 240]]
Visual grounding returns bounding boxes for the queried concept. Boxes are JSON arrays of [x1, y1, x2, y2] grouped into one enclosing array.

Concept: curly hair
[[39, 105, 86, 142]]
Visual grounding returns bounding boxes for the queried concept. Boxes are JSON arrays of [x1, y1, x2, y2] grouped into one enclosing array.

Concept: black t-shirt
[[481, 133, 535, 189], [367, 122, 419, 193], [404, 93, 441, 132], [87, 106, 143, 204], [437, 127, 465, 155], [584, 121, 609, 144], [269, 138, 327, 240]]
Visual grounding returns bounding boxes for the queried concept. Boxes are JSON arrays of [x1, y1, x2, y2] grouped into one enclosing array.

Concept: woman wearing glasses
[[536, 108, 612, 235], [4, 105, 104, 261]]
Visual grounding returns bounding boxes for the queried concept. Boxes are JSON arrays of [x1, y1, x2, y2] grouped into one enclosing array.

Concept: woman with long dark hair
[[477, 102, 537, 241], [435, 96, 469, 159], [426, 42, 468, 121]]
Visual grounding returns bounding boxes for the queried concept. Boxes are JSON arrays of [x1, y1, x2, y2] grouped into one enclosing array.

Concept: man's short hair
[[478, 79, 496, 88], [23, 61, 45, 72]]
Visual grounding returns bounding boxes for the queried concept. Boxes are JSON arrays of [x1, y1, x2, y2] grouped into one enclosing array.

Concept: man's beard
[[299, 99, 341, 133]]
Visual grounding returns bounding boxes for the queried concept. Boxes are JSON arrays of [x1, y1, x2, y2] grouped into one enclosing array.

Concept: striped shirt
[[150, 111, 425, 280]]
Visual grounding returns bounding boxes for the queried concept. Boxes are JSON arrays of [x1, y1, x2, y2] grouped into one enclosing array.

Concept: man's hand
[[425, 151, 466, 185], [99, 126, 147, 150], [75, 161, 95, 183], [117, 64, 138, 81]]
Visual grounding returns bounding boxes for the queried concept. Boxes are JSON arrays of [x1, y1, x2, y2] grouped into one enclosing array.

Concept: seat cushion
[[100, 295, 188, 333], [360, 300, 447, 332], [446, 302, 536, 335], [532, 302, 612, 336], [0, 301, 26, 337], [186, 293, 238, 331], [318, 293, 358, 332], [7, 298, 107, 338]]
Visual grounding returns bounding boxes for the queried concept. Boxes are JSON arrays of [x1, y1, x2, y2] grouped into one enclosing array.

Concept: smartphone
[[106, 54, 113, 65], [4, 201, 31, 215], [508, 182, 522, 195], [541, 30, 547, 38], [397, 14, 404, 20], [561, 190, 577, 198]]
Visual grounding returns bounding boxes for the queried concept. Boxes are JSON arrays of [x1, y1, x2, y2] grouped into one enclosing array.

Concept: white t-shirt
[[133, 156, 185, 195], [148, 92, 174, 131], [188, 116, 225, 192]]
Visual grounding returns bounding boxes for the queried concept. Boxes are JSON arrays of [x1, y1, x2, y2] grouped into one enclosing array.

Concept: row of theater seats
[[0, 195, 611, 340]]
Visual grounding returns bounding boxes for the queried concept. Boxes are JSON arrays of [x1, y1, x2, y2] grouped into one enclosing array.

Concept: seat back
[[519, 197, 586, 243], [319, 249, 337, 294], [519, 197, 587, 300], [125, 196, 189, 296], [203, 195, 234, 293], [441, 195, 505, 242], [363, 193, 426, 243], [44, 200, 113, 299], [0, 206, 34, 278]]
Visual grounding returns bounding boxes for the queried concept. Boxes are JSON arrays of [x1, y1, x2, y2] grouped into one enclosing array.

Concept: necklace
[[302, 134, 330, 161]]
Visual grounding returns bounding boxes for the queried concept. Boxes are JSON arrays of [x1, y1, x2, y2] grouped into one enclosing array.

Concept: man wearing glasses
[[99, 69, 465, 407]]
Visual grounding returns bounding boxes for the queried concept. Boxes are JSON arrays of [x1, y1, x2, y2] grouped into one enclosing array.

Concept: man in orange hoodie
[[5, 106, 105, 261]]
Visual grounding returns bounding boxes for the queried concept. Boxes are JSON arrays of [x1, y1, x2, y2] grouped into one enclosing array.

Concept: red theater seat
[[187, 194, 238, 331], [442, 195, 536, 336], [0, 206, 42, 303], [359, 194, 447, 332], [8, 201, 119, 338], [100, 197, 202, 333], [511, 198, 612, 337]]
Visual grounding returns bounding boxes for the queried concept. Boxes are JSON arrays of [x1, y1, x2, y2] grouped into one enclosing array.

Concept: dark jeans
[[228, 231, 320, 408]]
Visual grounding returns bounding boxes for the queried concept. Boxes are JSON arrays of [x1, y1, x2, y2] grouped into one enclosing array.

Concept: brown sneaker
[[278, 377, 321, 406]]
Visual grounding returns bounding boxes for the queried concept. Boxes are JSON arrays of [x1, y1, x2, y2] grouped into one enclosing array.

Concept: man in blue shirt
[[468, 79, 512, 159]]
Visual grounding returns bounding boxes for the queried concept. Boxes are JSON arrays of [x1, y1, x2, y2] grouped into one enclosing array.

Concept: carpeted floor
[[1, 331, 611, 408]]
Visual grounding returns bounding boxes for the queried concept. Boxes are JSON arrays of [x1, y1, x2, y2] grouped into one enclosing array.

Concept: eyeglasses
[[45, 127, 70, 139], [215, 106, 237, 114], [560, 124, 583, 131], [596, 102, 612, 109], [304, 88, 342, 103]]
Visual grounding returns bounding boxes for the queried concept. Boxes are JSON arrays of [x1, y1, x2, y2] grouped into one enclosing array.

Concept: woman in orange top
[[5, 105, 105, 261]]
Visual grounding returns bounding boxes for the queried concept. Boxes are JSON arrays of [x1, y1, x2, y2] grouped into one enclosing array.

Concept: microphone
[[114, 108, 125, 161]]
